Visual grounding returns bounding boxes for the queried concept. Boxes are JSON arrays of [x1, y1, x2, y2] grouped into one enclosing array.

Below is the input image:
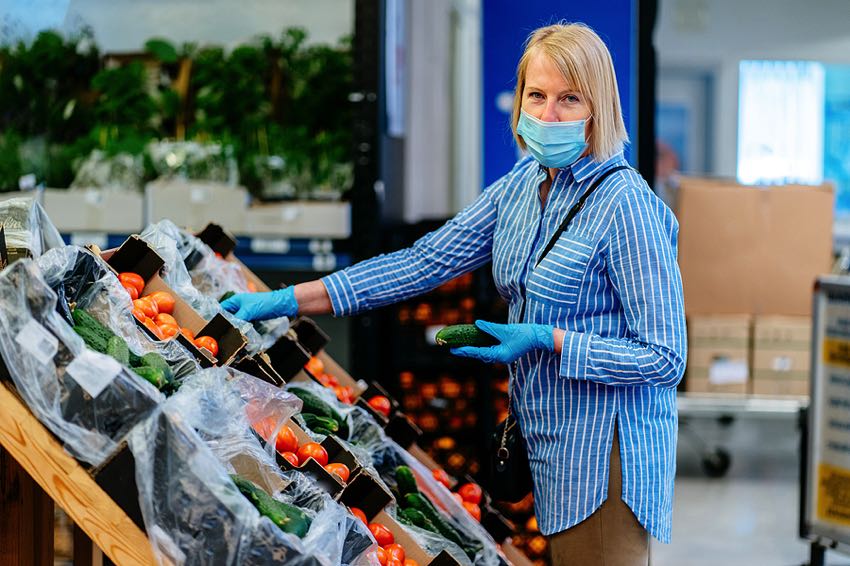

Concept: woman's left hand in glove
[[450, 320, 554, 364]]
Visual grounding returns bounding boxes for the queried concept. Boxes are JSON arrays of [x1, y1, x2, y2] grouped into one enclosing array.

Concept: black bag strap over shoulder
[[535, 164, 632, 267]]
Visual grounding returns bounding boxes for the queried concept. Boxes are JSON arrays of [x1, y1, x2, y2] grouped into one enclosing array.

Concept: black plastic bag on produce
[[129, 406, 328, 566], [37, 246, 200, 386], [0, 260, 161, 467], [0, 196, 64, 259], [371, 440, 507, 566], [138, 220, 283, 354], [164, 368, 377, 566], [141, 220, 291, 351]]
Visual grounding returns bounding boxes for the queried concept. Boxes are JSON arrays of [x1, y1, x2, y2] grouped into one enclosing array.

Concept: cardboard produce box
[[752, 316, 811, 396], [43, 188, 144, 234], [686, 315, 751, 395], [146, 180, 248, 233], [677, 177, 833, 316]]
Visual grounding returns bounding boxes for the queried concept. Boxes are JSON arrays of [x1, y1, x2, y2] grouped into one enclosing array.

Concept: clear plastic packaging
[[156, 368, 376, 565], [371, 440, 507, 566], [0, 196, 64, 258], [139, 220, 290, 352], [36, 245, 200, 386], [0, 259, 161, 467]]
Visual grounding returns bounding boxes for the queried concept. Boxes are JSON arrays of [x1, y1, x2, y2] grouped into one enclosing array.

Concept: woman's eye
[[564, 94, 580, 103], [529, 92, 544, 100]]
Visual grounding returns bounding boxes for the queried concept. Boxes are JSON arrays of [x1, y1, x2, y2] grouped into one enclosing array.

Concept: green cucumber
[[404, 493, 469, 554], [71, 308, 115, 353], [398, 507, 439, 535], [106, 336, 130, 366], [395, 465, 419, 497], [434, 324, 498, 348], [288, 387, 349, 439], [132, 366, 168, 390], [219, 291, 236, 302], [139, 352, 173, 383], [301, 413, 339, 435], [231, 475, 311, 537]]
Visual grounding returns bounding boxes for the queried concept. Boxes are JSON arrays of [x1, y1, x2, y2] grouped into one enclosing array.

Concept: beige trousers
[[548, 426, 650, 566]]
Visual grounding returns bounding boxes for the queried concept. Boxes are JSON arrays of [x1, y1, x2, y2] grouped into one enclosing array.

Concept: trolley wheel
[[701, 447, 731, 478]]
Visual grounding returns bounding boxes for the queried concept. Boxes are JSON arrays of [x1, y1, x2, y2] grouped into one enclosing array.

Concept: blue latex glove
[[221, 286, 298, 322], [450, 320, 555, 364]]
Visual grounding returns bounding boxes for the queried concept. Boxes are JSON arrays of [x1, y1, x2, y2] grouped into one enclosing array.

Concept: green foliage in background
[[0, 27, 354, 197]]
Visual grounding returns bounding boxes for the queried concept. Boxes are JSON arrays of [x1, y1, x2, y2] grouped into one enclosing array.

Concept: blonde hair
[[512, 23, 629, 161]]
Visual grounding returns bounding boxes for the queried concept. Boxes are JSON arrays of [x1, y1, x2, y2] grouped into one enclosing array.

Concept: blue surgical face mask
[[516, 109, 588, 168]]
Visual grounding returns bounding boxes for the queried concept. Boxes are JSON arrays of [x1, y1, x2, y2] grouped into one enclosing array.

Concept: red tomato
[[134, 297, 158, 319], [334, 385, 354, 404], [180, 327, 195, 340], [119, 272, 144, 295], [275, 425, 299, 454], [280, 451, 299, 467], [462, 501, 481, 521], [143, 318, 165, 340], [432, 469, 451, 489], [158, 323, 179, 339], [147, 291, 176, 315], [316, 372, 334, 387], [403, 560, 419, 566], [374, 547, 388, 566], [305, 356, 325, 375], [367, 395, 392, 417], [349, 507, 368, 524], [296, 442, 329, 467], [122, 283, 139, 300], [194, 336, 219, 357], [132, 308, 146, 322], [457, 483, 482, 505], [325, 463, 350, 483], [387, 559, 403, 566], [154, 313, 178, 326], [368, 523, 394, 547], [385, 543, 405, 562]]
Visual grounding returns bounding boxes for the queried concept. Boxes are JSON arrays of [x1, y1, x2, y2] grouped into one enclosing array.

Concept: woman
[[224, 22, 686, 565]]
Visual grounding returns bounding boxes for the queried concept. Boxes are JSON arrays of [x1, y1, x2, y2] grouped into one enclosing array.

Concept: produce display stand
[[0, 382, 154, 566], [801, 276, 850, 565]]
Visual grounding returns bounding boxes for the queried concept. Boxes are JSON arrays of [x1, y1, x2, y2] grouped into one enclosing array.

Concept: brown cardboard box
[[241, 201, 350, 238], [43, 188, 144, 233], [751, 316, 811, 396], [686, 315, 751, 395], [677, 177, 833, 316]]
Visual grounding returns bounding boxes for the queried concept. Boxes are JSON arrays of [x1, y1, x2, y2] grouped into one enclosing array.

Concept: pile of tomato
[[431, 469, 483, 522], [119, 272, 219, 356], [254, 419, 351, 484], [304, 355, 393, 418], [348, 507, 419, 566]]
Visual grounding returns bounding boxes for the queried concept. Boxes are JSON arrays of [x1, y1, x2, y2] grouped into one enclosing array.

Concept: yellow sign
[[817, 462, 850, 527], [824, 338, 850, 369]]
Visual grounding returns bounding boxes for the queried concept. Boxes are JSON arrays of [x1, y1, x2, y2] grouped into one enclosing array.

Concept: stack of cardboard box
[[676, 177, 833, 396]]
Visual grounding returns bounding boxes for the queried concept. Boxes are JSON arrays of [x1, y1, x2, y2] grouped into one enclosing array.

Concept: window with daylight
[[737, 60, 825, 186]]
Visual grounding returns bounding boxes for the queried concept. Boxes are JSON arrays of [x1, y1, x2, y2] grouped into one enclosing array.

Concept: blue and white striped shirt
[[321, 151, 687, 542]]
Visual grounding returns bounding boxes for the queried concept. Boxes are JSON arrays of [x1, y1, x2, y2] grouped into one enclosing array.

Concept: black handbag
[[483, 164, 631, 503]]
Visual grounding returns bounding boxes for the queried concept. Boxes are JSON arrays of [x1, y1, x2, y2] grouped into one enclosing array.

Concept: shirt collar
[[569, 151, 626, 183]]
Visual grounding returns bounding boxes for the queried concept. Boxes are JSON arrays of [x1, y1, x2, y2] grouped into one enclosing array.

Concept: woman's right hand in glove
[[221, 286, 298, 322]]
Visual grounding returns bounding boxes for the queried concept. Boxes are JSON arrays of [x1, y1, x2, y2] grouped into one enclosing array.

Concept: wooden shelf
[[0, 383, 154, 566]]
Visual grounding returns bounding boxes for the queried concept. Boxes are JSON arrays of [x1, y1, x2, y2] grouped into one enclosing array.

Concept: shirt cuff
[[559, 331, 591, 380], [320, 270, 359, 317]]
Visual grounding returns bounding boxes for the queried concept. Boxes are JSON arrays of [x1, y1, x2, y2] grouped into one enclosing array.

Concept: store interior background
[[5, 0, 850, 563]]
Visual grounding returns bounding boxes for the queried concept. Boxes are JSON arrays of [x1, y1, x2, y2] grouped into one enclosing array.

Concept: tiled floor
[[650, 413, 848, 566]]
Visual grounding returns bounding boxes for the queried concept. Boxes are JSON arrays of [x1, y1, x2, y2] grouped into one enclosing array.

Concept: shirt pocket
[[525, 233, 595, 308]]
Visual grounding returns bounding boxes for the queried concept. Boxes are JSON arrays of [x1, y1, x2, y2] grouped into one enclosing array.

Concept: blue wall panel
[[482, 1, 637, 186]]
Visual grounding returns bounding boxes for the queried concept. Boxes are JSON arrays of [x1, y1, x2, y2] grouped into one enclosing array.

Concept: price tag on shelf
[[15, 319, 58, 364], [250, 238, 290, 254], [65, 350, 122, 398], [708, 358, 748, 384]]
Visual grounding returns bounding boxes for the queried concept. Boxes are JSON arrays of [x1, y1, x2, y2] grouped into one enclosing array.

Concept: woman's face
[[521, 51, 591, 127]]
